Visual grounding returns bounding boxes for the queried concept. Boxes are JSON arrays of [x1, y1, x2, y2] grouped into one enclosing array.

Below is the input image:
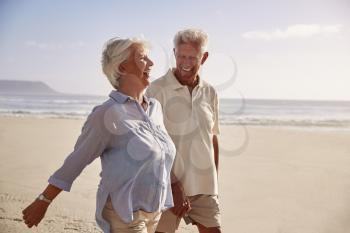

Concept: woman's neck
[[118, 85, 144, 105]]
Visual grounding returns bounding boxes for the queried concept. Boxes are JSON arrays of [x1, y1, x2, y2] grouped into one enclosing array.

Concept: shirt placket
[[132, 99, 167, 210], [184, 85, 200, 134]]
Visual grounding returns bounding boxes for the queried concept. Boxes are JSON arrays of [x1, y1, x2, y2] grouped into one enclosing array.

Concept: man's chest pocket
[[196, 102, 214, 131]]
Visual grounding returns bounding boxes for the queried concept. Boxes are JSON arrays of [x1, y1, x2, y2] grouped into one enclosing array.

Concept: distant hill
[[0, 80, 60, 95]]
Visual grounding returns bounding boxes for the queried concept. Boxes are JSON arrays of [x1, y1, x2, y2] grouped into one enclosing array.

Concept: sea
[[1, 93, 350, 130]]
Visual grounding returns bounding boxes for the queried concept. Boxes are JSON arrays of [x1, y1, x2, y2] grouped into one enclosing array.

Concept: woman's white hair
[[101, 37, 148, 89], [173, 28, 209, 54]]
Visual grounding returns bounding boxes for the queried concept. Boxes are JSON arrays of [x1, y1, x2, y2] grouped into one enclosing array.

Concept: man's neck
[[173, 69, 199, 89], [186, 77, 199, 94]]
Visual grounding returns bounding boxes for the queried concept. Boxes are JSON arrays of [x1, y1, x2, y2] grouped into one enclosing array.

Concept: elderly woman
[[22, 37, 176, 233]]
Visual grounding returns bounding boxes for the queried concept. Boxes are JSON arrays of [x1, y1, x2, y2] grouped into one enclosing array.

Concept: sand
[[1, 116, 350, 233]]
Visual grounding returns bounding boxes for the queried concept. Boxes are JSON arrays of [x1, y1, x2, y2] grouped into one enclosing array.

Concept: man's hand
[[22, 199, 49, 228], [170, 181, 191, 217]]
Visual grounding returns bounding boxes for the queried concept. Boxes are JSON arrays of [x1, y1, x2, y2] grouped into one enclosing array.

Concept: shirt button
[[159, 181, 166, 187]]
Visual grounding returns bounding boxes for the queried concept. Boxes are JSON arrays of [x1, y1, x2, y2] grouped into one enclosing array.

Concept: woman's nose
[[148, 58, 154, 67]]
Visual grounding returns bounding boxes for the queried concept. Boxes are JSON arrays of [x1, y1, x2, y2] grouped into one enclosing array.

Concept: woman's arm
[[170, 172, 191, 217], [22, 107, 109, 228], [22, 184, 62, 228]]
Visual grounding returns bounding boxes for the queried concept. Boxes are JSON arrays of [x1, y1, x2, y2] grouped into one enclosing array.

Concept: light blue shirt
[[48, 90, 176, 233]]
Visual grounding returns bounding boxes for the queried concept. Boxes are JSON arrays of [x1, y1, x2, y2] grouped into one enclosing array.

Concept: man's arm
[[212, 89, 220, 174], [213, 135, 219, 174]]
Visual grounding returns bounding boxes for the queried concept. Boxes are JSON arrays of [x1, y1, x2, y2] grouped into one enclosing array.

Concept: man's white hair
[[101, 37, 148, 89], [173, 28, 209, 54]]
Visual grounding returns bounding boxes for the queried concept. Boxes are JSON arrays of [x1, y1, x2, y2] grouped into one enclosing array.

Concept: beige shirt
[[146, 69, 220, 196]]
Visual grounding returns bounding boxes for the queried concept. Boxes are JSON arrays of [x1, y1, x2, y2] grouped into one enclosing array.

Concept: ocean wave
[[0, 95, 106, 105], [1, 95, 350, 128], [1, 109, 350, 128], [219, 115, 350, 128], [0, 109, 88, 119]]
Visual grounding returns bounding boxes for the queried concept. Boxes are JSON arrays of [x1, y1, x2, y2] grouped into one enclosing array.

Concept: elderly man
[[147, 28, 221, 233]]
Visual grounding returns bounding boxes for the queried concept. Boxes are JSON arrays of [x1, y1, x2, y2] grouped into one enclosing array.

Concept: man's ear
[[201, 52, 209, 65], [173, 48, 176, 56]]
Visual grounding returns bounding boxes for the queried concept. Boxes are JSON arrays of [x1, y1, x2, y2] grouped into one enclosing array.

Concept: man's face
[[174, 43, 208, 85]]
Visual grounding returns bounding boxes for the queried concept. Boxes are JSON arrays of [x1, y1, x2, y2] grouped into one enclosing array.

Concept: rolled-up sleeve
[[48, 109, 109, 191]]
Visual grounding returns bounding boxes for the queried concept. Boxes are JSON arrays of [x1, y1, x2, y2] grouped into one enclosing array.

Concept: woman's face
[[121, 44, 154, 87]]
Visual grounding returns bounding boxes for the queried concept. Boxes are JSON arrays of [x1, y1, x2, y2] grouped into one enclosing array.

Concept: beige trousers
[[156, 195, 221, 233], [102, 198, 161, 233]]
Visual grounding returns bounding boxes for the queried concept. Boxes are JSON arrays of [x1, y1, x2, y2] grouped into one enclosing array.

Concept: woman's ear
[[118, 61, 126, 73]]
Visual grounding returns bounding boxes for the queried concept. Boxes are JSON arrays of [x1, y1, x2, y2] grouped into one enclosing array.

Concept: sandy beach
[[1, 116, 350, 233]]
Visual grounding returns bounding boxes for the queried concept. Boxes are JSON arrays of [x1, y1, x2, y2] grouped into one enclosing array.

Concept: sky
[[0, 0, 350, 100]]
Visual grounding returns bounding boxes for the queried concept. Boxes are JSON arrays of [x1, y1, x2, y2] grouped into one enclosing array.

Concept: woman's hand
[[170, 181, 191, 217], [22, 199, 50, 228], [22, 184, 61, 228]]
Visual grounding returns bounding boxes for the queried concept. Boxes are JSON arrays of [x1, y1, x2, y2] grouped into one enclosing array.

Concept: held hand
[[170, 197, 191, 218], [22, 199, 49, 228], [170, 182, 191, 217]]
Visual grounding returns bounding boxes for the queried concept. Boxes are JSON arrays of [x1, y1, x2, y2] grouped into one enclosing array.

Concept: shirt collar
[[109, 90, 152, 106], [143, 94, 152, 106], [167, 68, 204, 90]]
